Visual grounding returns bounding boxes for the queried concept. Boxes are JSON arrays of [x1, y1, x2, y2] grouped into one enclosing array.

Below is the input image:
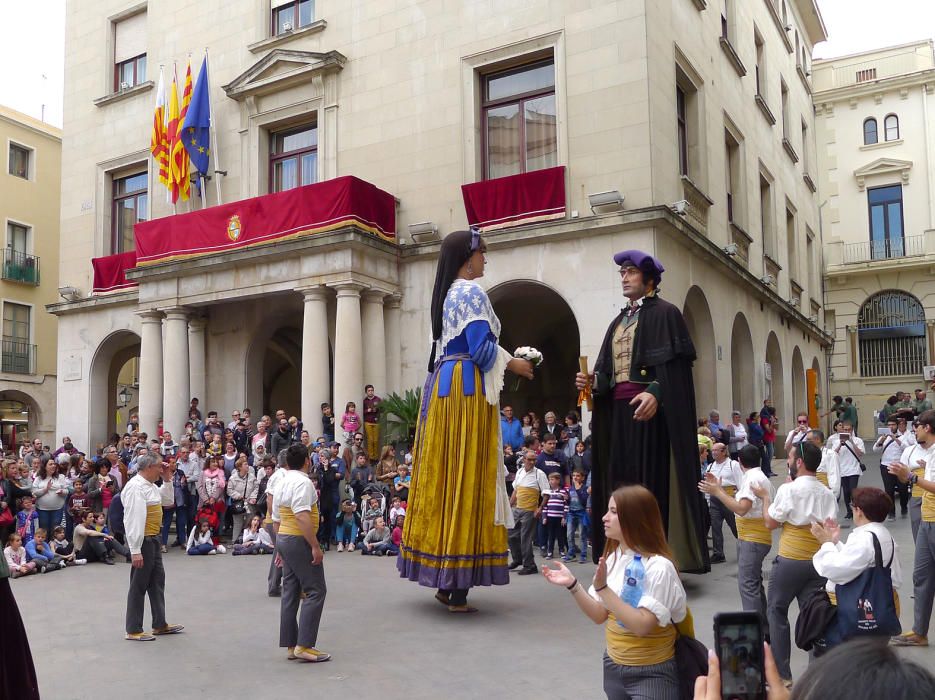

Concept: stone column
[[137, 311, 164, 438], [162, 308, 191, 441], [384, 295, 402, 395], [331, 282, 365, 438], [361, 289, 387, 396], [188, 317, 207, 410], [300, 286, 331, 427]]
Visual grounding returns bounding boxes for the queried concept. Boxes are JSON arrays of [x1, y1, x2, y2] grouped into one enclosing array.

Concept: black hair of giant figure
[[427, 229, 477, 372]]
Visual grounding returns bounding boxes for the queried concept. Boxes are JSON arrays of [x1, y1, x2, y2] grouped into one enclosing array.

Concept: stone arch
[[791, 347, 806, 417], [488, 280, 580, 420], [730, 313, 755, 415], [765, 331, 785, 426], [0, 389, 42, 451], [88, 330, 141, 448], [683, 286, 717, 417]]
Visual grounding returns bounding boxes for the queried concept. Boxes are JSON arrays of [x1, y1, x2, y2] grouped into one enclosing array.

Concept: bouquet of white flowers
[[511, 346, 543, 391]]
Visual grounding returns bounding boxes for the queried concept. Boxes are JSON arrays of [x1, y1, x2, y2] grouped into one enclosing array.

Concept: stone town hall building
[[51, 0, 830, 448]]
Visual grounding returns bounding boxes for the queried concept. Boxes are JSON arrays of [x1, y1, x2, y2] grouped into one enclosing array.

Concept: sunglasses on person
[[797, 419, 808, 424]]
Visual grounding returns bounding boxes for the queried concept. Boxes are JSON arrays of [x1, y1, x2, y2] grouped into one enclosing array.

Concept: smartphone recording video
[[714, 612, 766, 700]]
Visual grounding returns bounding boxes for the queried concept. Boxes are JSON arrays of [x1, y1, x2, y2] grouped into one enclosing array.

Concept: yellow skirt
[[397, 362, 509, 589]]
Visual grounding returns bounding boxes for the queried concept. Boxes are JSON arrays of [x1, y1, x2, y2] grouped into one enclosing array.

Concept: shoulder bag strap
[[842, 441, 861, 462], [869, 531, 884, 568]]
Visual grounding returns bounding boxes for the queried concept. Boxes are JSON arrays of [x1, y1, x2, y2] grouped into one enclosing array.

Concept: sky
[[0, 0, 932, 129]]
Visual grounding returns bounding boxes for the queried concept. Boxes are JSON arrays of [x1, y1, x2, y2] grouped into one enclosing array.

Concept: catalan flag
[[166, 71, 182, 204], [149, 68, 169, 198], [183, 57, 211, 178], [169, 61, 193, 203]]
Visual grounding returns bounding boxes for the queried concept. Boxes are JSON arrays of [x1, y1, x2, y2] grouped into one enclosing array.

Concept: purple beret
[[613, 249, 664, 281]]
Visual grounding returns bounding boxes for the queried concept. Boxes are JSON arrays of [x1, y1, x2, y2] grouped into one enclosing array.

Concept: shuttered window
[[114, 12, 147, 91]]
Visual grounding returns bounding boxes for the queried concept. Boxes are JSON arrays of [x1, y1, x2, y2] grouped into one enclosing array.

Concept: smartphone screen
[[714, 613, 766, 700]]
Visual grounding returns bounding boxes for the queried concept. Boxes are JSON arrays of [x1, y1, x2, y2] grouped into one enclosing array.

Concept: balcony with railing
[[1, 338, 36, 375], [826, 232, 935, 275], [842, 234, 924, 263], [2, 249, 40, 285]]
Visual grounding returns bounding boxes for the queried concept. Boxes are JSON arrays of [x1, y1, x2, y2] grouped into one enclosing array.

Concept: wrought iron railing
[[842, 235, 923, 264], [1, 338, 36, 374], [1, 249, 40, 285]]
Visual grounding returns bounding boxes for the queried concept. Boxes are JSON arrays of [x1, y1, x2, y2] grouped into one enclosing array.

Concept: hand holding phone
[[712, 611, 766, 700]]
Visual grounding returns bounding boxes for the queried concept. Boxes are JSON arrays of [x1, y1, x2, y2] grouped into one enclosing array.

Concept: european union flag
[[183, 58, 211, 176]]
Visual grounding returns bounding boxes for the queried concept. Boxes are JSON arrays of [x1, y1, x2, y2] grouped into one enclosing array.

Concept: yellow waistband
[[279, 504, 320, 537], [778, 523, 820, 560], [515, 486, 540, 511], [605, 615, 676, 666], [922, 492, 935, 522], [913, 467, 925, 499], [816, 471, 829, 487], [736, 516, 772, 545], [723, 485, 737, 497], [145, 504, 162, 536]]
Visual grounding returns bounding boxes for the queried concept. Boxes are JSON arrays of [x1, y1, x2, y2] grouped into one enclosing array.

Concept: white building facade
[[52, 0, 830, 449], [814, 41, 935, 430]]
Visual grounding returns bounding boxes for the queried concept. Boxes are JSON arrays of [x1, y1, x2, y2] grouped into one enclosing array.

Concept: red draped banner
[[91, 251, 138, 293], [461, 166, 566, 232], [134, 176, 397, 266]]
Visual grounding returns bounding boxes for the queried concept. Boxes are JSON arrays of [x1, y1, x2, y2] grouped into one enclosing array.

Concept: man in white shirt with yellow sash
[[699, 444, 773, 625], [755, 441, 836, 684], [808, 429, 840, 499], [273, 443, 328, 662], [888, 409, 935, 647], [703, 442, 744, 563], [508, 450, 549, 575], [123, 453, 184, 641]]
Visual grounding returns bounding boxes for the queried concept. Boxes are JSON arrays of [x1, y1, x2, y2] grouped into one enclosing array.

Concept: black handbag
[[795, 587, 836, 651], [842, 441, 867, 472], [230, 499, 246, 515]]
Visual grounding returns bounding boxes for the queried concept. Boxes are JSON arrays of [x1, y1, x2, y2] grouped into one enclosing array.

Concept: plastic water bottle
[[621, 554, 645, 607]]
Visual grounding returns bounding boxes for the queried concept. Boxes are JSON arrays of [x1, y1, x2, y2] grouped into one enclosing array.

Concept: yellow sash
[[816, 471, 829, 487], [145, 504, 162, 536], [723, 485, 737, 497], [515, 486, 540, 511], [279, 504, 320, 536], [913, 466, 925, 499], [605, 613, 676, 666], [922, 492, 935, 522], [736, 516, 772, 545], [778, 523, 820, 560]]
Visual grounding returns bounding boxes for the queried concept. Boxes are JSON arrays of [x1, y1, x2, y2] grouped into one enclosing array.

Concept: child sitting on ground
[[194, 505, 221, 546], [15, 496, 39, 545], [232, 515, 273, 555], [388, 496, 407, 526], [93, 512, 131, 560], [360, 516, 397, 556], [392, 514, 404, 553], [4, 533, 37, 578], [335, 499, 361, 552], [186, 518, 226, 555], [50, 525, 86, 566], [24, 528, 66, 573]]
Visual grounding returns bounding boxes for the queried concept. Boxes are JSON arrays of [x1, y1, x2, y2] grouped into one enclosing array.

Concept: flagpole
[[205, 48, 223, 206]]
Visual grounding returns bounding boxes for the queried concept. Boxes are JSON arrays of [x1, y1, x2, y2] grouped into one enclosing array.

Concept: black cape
[[590, 295, 710, 573]]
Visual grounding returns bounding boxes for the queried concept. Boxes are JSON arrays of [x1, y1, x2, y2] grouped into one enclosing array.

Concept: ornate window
[[885, 114, 899, 141], [863, 118, 878, 145], [858, 291, 926, 377]]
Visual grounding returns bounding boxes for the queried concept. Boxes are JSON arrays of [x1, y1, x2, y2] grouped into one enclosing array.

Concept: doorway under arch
[[89, 330, 141, 447], [683, 286, 717, 416], [791, 347, 806, 416], [765, 332, 785, 426], [730, 313, 755, 414], [489, 280, 580, 421], [0, 389, 41, 452], [263, 326, 303, 418]]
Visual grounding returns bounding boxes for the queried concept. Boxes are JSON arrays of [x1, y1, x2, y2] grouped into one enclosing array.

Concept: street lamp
[[118, 387, 130, 407]]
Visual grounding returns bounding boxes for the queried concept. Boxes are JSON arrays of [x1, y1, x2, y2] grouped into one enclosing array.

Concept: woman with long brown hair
[[543, 484, 688, 699]]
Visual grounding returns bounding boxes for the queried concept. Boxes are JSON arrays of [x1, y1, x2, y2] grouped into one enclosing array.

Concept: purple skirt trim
[[397, 547, 510, 589]]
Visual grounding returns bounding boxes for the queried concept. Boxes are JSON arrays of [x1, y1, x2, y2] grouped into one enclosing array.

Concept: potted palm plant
[[377, 387, 422, 453]]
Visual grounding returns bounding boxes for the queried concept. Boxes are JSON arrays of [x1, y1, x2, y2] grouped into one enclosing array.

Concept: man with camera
[[874, 417, 914, 519], [827, 421, 865, 520]]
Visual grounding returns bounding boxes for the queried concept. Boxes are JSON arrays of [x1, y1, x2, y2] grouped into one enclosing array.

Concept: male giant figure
[[576, 250, 709, 572]]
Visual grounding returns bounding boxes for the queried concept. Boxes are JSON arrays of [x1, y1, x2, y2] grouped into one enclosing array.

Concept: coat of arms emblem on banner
[[227, 214, 242, 241]]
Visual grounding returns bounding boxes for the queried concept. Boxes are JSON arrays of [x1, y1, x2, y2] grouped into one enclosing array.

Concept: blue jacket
[[501, 416, 524, 451]]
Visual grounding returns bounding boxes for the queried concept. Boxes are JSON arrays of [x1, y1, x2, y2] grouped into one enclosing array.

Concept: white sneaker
[[216, 545, 227, 554], [337, 543, 345, 552], [208, 549, 217, 555], [75, 559, 88, 565], [348, 543, 355, 552], [59, 560, 68, 569]]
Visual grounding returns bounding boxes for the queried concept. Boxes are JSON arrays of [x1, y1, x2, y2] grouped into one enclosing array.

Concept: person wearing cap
[[576, 249, 708, 573]]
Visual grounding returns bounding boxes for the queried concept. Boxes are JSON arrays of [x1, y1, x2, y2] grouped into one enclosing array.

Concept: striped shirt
[[542, 487, 569, 519]]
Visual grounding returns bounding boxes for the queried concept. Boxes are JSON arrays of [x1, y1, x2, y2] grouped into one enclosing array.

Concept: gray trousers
[[508, 508, 536, 568], [737, 540, 771, 626], [602, 654, 679, 700], [767, 556, 825, 680], [126, 536, 167, 635], [709, 498, 737, 557], [910, 497, 922, 542], [277, 534, 327, 649], [266, 522, 282, 595], [913, 521, 935, 637]]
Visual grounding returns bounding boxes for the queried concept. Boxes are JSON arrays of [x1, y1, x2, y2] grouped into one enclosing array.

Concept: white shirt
[[706, 458, 744, 489], [817, 448, 841, 500], [588, 547, 687, 627], [266, 467, 288, 523], [768, 475, 838, 526], [243, 527, 274, 547], [186, 525, 215, 551], [826, 433, 866, 478], [901, 442, 935, 482], [873, 431, 914, 466], [735, 467, 773, 520], [813, 521, 903, 594], [785, 427, 809, 451], [272, 469, 318, 520], [729, 422, 748, 450], [513, 466, 550, 493], [122, 473, 162, 555]]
